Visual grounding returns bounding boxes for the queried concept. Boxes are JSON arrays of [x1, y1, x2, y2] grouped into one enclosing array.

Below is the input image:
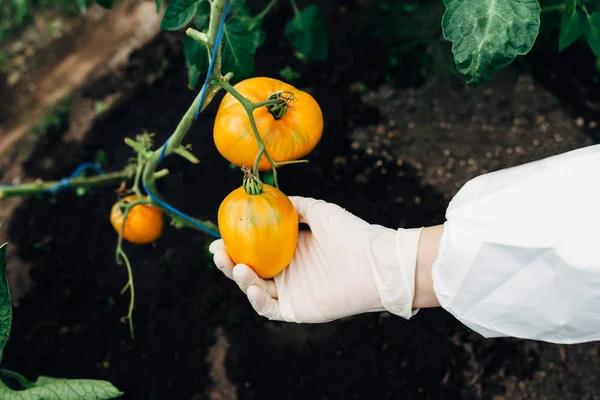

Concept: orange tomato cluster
[[215, 77, 323, 278], [109, 77, 323, 279]]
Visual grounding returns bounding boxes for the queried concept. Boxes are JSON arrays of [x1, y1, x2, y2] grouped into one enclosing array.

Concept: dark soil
[[1, 1, 600, 399]]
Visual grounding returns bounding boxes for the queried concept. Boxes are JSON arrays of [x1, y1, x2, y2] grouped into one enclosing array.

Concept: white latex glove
[[208, 196, 423, 323]]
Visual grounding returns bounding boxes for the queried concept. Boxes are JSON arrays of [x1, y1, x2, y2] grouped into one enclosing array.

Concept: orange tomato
[[110, 194, 164, 244], [218, 183, 299, 278], [213, 77, 323, 171]]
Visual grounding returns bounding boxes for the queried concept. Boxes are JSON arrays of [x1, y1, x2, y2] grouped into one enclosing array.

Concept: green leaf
[[0, 376, 123, 399], [193, 0, 210, 30], [184, 35, 209, 90], [229, 0, 251, 17], [441, 0, 541, 85], [221, 18, 261, 79], [584, 10, 600, 57], [156, 0, 162, 12], [559, 0, 583, 51], [279, 65, 301, 81], [76, 0, 87, 15], [284, 5, 328, 62], [0, 243, 12, 364], [95, 0, 113, 9], [160, 0, 200, 31]]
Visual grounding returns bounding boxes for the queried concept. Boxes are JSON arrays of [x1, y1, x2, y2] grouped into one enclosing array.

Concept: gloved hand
[[208, 196, 423, 323]]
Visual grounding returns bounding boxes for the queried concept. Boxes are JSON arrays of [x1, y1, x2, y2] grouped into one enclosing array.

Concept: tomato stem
[[117, 247, 136, 339], [249, 0, 279, 30], [217, 80, 283, 188], [115, 204, 138, 339], [266, 91, 294, 120], [289, 0, 301, 18], [242, 166, 264, 194], [186, 28, 211, 47], [0, 168, 134, 200], [133, 151, 145, 199], [140, 0, 231, 233]]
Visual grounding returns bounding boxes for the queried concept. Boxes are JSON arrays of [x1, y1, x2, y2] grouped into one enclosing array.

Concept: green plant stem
[[582, 5, 591, 18], [0, 369, 35, 389], [140, 0, 230, 233], [117, 248, 135, 339], [186, 28, 210, 46], [0, 169, 133, 200], [124, 137, 151, 158], [132, 152, 144, 199], [216, 81, 280, 180], [289, 0, 300, 17], [207, 0, 227, 77], [250, 0, 279, 30], [216, 80, 308, 188]]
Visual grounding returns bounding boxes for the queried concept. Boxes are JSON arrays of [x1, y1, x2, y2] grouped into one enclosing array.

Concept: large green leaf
[[584, 10, 600, 57], [559, 0, 583, 51], [441, 0, 541, 85], [221, 18, 261, 79], [0, 243, 11, 364], [184, 35, 209, 89], [284, 5, 328, 62], [160, 0, 200, 31], [0, 376, 122, 399]]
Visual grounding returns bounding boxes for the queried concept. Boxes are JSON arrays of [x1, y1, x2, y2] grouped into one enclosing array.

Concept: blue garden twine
[[0, 162, 105, 193], [139, 0, 231, 239], [48, 162, 106, 193]]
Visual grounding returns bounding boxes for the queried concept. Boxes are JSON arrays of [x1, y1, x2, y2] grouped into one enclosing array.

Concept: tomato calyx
[[241, 166, 264, 195], [265, 90, 295, 120]]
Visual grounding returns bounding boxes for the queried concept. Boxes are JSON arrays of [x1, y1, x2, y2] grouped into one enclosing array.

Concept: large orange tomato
[[218, 181, 299, 279], [110, 194, 164, 244], [213, 77, 323, 171]]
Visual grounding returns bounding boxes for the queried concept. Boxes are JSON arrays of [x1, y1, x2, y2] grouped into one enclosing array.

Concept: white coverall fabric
[[433, 144, 600, 343]]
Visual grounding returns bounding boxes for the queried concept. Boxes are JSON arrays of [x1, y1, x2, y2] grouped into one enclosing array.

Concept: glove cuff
[[369, 227, 423, 319]]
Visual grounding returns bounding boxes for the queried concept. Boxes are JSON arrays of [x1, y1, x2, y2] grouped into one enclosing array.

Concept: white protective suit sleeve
[[433, 144, 600, 344]]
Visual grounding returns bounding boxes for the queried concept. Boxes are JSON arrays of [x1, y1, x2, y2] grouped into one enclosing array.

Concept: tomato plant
[[0, 0, 329, 343], [0, 1, 598, 397]]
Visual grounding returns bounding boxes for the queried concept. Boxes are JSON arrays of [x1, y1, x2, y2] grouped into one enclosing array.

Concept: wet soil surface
[[1, 1, 600, 399]]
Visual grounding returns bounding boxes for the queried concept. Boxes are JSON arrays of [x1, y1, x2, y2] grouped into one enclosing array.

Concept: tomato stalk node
[[185, 28, 211, 47], [242, 166, 264, 195], [174, 145, 200, 164], [266, 90, 295, 120]]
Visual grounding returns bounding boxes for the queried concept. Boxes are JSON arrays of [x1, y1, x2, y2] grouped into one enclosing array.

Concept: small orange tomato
[[213, 77, 323, 171], [218, 183, 299, 279], [110, 194, 164, 244]]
